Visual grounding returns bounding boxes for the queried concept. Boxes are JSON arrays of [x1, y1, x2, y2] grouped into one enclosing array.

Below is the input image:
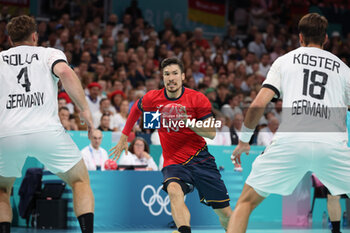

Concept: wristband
[[240, 124, 254, 143]]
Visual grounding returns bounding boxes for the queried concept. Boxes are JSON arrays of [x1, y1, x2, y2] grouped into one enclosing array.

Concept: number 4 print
[[17, 67, 31, 92]]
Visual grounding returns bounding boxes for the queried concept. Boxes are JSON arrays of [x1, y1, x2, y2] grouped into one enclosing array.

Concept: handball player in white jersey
[[0, 15, 94, 233], [227, 13, 350, 233]]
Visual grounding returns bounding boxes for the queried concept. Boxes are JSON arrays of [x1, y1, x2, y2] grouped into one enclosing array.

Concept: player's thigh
[[32, 130, 83, 177], [246, 141, 311, 196], [313, 142, 350, 195], [0, 135, 30, 178], [0, 176, 16, 194], [161, 164, 194, 194], [56, 159, 90, 187], [190, 155, 230, 209]]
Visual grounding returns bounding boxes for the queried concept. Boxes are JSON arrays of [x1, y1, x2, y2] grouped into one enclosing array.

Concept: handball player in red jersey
[[110, 58, 232, 233]]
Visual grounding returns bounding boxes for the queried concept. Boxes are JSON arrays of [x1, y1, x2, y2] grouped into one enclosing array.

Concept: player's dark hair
[[298, 13, 328, 46], [160, 57, 184, 74], [7, 15, 37, 43], [128, 137, 150, 154]]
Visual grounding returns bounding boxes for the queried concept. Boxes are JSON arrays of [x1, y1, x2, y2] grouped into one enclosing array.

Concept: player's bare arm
[[109, 133, 129, 160], [231, 88, 275, 164], [188, 116, 216, 140], [180, 105, 216, 139], [109, 99, 142, 160], [54, 62, 94, 135]]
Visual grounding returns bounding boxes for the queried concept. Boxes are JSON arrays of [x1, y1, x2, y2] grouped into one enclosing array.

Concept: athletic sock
[[178, 225, 191, 233], [0, 222, 10, 233], [77, 213, 94, 233], [331, 221, 340, 233]]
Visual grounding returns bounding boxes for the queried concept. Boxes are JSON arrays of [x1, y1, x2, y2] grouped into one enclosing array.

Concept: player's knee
[[167, 182, 183, 198], [236, 197, 259, 211], [0, 187, 11, 200], [215, 207, 232, 219]]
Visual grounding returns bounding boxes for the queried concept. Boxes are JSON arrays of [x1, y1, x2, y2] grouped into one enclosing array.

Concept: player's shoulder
[[275, 47, 303, 62], [184, 87, 207, 99], [184, 87, 201, 96], [144, 88, 164, 99], [40, 46, 64, 55]]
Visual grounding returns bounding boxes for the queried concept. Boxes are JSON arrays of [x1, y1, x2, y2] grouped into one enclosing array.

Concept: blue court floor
[[11, 226, 350, 233]]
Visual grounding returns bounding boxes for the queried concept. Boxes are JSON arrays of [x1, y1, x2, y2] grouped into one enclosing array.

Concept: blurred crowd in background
[[1, 0, 349, 146]]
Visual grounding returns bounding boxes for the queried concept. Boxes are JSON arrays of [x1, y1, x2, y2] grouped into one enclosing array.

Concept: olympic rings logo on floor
[[141, 185, 171, 216]]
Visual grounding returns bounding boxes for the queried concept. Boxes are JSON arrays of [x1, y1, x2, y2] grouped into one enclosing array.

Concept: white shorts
[[246, 140, 350, 197], [0, 129, 82, 177]]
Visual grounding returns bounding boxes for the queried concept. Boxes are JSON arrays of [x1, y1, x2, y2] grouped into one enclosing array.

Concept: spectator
[[192, 60, 204, 84], [221, 95, 243, 120], [193, 27, 210, 50], [98, 114, 113, 131], [205, 87, 219, 111], [86, 82, 102, 114], [215, 83, 230, 109], [93, 98, 116, 129], [206, 115, 231, 146], [110, 90, 126, 112], [124, 0, 143, 24], [248, 32, 267, 59], [58, 106, 77, 130], [230, 113, 244, 145], [81, 130, 109, 171], [114, 99, 130, 132], [159, 18, 180, 39], [257, 116, 279, 146], [59, 106, 70, 130], [118, 137, 158, 170], [258, 53, 271, 78], [58, 97, 68, 109], [271, 99, 282, 123], [224, 26, 244, 50]]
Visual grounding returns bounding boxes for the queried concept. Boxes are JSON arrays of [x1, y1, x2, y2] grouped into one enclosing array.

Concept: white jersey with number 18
[[263, 46, 350, 144], [0, 45, 67, 137]]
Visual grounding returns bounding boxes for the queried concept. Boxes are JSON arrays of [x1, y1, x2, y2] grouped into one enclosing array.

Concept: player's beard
[[166, 82, 181, 93]]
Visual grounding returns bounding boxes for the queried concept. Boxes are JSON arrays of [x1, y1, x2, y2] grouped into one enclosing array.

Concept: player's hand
[[231, 141, 251, 165], [79, 110, 93, 125], [109, 133, 128, 161], [79, 110, 94, 138]]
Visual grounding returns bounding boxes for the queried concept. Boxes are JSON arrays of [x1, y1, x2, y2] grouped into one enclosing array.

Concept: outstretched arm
[[231, 88, 275, 164], [54, 62, 94, 136], [109, 99, 142, 160], [188, 116, 216, 140]]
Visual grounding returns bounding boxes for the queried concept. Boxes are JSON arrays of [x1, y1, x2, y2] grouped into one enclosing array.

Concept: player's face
[[163, 64, 185, 96]]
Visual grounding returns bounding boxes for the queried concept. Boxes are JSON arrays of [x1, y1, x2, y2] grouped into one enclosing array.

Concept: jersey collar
[[164, 86, 185, 101]]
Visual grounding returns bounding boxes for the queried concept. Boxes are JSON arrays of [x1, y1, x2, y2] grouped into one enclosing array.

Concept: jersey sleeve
[[46, 48, 68, 77], [262, 57, 282, 99], [195, 92, 213, 120]]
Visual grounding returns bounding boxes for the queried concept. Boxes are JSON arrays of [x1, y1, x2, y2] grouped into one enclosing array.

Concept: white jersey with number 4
[[0, 45, 67, 137], [263, 47, 350, 144]]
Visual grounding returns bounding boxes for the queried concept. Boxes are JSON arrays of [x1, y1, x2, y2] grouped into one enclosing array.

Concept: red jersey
[[139, 87, 212, 167]]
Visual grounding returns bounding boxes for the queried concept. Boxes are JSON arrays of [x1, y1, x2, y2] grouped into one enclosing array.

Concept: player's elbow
[[207, 130, 216, 140], [250, 99, 267, 109], [54, 62, 73, 80]]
